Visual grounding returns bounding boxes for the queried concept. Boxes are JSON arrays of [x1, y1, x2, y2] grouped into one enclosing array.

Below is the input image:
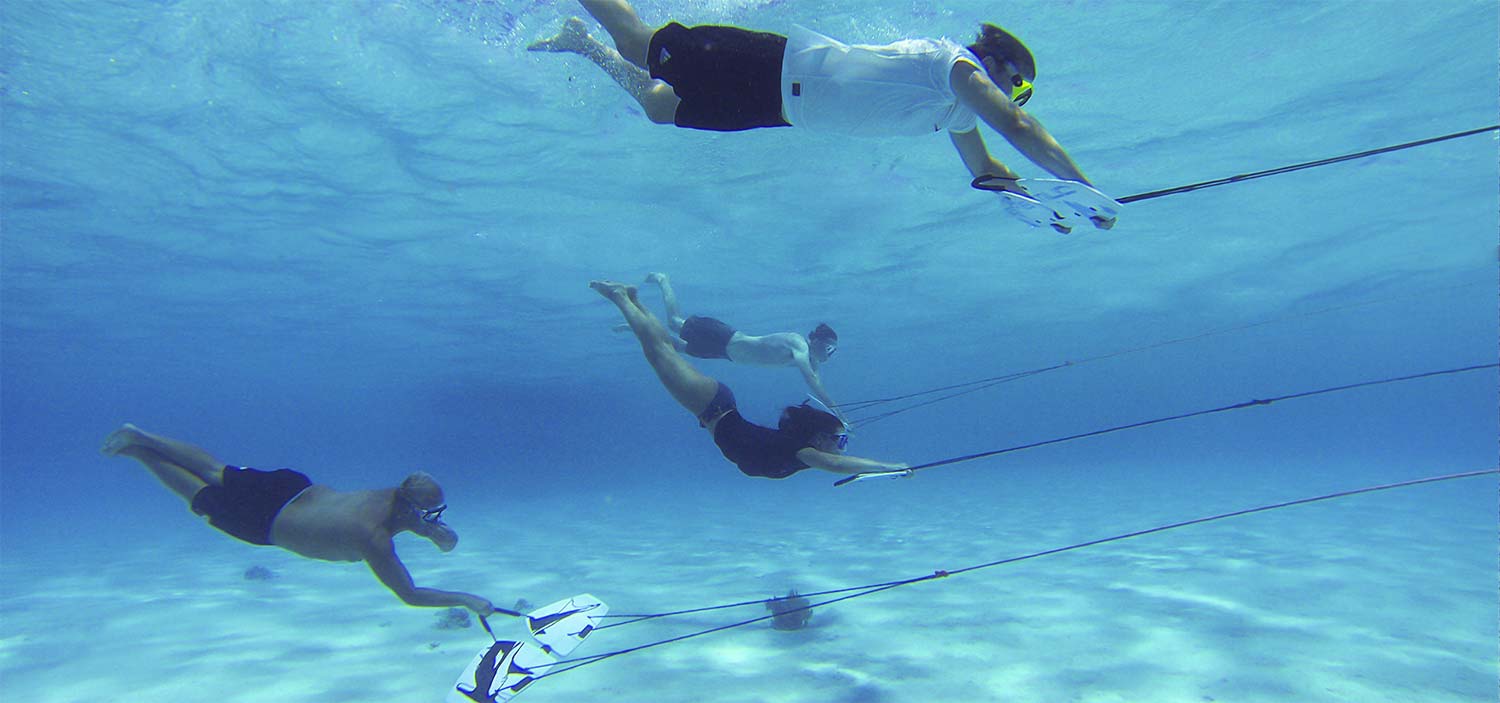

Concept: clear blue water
[[1, 1, 1496, 701]]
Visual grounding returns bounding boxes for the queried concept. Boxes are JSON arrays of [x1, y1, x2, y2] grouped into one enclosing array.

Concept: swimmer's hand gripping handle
[[477, 606, 525, 642], [833, 469, 915, 487]]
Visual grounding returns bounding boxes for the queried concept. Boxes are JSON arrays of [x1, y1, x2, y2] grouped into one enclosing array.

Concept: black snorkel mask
[[420, 504, 448, 525], [969, 46, 1033, 106]]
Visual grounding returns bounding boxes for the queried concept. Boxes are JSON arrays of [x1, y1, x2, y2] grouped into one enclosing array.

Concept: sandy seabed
[[2, 467, 1493, 703]]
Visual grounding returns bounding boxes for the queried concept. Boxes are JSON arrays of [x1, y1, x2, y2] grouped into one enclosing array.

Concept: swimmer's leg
[[591, 280, 718, 417], [528, 17, 679, 124], [644, 272, 687, 333], [102, 424, 225, 502], [576, 0, 658, 68]]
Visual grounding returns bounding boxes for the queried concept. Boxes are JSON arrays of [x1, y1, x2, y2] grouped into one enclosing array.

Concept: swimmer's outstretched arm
[[796, 448, 908, 476], [792, 352, 846, 425], [950, 62, 1090, 185], [366, 542, 495, 615]]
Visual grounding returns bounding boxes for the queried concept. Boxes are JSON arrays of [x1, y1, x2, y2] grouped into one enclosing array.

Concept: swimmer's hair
[[398, 471, 445, 509], [778, 403, 845, 446], [970, 23, 1035, 80], [808, 323, 837, 344]]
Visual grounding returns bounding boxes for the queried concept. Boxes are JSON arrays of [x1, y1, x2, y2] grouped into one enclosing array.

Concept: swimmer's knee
[[643, 86, 678, 125], [645, 102, 676, 125]]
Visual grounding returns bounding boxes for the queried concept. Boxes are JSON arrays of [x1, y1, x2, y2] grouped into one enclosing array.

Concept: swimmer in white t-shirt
[[529, 1, 1112, 229]]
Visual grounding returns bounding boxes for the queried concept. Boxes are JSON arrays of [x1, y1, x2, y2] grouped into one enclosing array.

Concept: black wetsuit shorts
[[647, 22, 792, 132], [697, 381, 739, 427], [680, 315, 736, 360], [710, 401, 810, 480], [191, 466, 313, 546]]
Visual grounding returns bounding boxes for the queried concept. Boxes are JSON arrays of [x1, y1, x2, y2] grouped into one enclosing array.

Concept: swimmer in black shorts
[[528, 1, 1112, 228], [101, 424, 497, 616], [591, 279, 907, 480], [638, 272, 846, 424], [529, 8, 788, 132]]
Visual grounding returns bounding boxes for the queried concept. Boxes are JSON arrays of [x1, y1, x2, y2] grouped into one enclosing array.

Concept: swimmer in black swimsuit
[[592, 280, 907, 479], [101, 424, 498, 616]]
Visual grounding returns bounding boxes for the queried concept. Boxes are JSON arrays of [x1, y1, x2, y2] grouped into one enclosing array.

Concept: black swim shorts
[[647, 22, 791, 132], [191, 466, 313, 546], [680, 315, 736, 360]]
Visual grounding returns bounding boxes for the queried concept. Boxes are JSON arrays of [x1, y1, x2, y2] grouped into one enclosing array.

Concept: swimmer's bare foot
[[527, 17, 592, 53], [644, 272, 668, 285], [101, 423, 145, 455], [590, 280, 635, 301]]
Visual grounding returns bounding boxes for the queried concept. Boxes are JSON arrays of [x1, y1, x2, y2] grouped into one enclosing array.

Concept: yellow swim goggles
[[1006, 72, 1033, 106]]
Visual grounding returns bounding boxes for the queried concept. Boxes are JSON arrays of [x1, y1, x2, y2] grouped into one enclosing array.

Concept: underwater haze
[[1, 1, 1496, 702]]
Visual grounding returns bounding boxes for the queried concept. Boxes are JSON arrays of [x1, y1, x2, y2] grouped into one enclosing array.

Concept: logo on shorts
[[658, 47, 672, 65]]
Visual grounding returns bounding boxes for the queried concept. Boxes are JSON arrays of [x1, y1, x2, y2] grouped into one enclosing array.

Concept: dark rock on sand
[[243, 566, 277, 581], [766, 589, 813, 631], [435, 607, 473, 630]]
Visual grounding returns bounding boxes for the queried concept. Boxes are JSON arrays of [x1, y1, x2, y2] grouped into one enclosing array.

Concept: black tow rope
[[970, 125, 1499, 203], [835, 363, 1497, 487]]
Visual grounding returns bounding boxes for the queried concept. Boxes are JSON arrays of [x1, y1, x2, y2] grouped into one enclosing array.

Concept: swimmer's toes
[[101, 423, 142, 455]]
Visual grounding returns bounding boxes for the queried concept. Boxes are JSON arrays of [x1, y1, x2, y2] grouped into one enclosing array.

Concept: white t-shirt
[[779, 26, 981, 136]]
